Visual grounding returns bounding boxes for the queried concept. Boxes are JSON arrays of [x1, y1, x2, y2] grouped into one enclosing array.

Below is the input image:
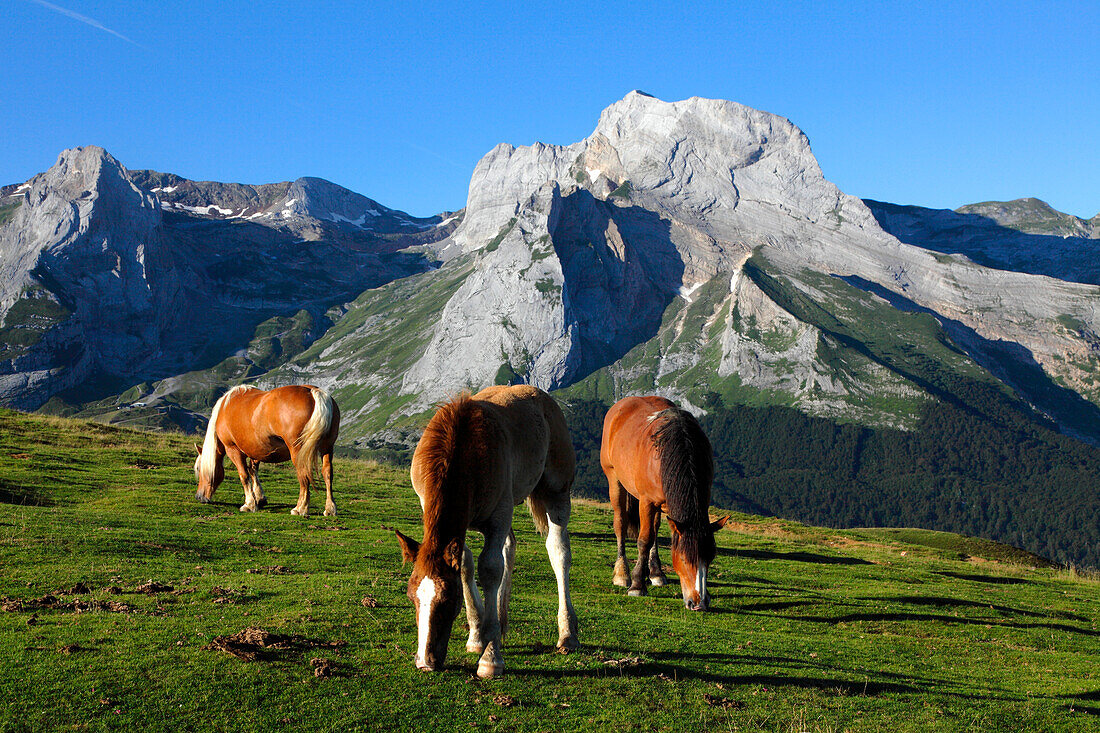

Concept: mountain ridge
[[3, 94, 1100, 567]]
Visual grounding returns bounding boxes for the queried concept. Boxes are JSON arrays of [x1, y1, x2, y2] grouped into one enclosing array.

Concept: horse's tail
[[526, 495, 550, 537], [623, 492, 640, 540], [197, 385, 250, 481], [295, 387, 335, 478]]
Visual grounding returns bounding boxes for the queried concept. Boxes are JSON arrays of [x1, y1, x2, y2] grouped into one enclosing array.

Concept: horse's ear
[[443, 538, 463, 572], [710, 515, 731, 532], [394, 530, 420, 564], [666, 517, 683, 537]]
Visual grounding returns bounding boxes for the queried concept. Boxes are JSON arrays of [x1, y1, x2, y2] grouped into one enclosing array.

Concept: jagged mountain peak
[[454, 92, 868, 257]]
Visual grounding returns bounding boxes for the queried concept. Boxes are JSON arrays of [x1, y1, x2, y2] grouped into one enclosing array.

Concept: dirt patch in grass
[[204, 627, 347, 662], [2, 594, 136, 614]]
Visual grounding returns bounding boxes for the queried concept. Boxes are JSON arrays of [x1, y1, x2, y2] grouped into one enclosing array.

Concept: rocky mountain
[[865, 198, 1100, 286], [4, 93, 1100, 565], [0, 146, 455, 416], [244, 93, 1100, 455]]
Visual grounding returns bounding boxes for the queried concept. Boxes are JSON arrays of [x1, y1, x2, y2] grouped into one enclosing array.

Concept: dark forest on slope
[[562, 397, 1100, 570]]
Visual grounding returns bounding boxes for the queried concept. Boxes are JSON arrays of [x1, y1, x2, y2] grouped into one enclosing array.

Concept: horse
[[393, 385, 579, 678], [193, 384, 340, 517], [600, 395, 729, 611]]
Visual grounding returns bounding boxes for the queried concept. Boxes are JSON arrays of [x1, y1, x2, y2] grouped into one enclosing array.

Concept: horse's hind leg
[[461, 544, 486, 654], [648, 512, 668, 587], [321, 452, 336, 517], [541, 492, 580, 652], [289, 448, 311, 517]]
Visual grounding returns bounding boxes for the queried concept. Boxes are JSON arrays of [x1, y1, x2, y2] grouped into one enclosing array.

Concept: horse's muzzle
[[195, 492, 210, 504], [685, 598, 708, 612], [416, 657, 442, 672]]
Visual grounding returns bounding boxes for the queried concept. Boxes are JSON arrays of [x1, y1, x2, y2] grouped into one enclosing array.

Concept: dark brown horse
[[394, 385, 579, 678], [193, 385, 340, 517], [600, 395, 728, 610]]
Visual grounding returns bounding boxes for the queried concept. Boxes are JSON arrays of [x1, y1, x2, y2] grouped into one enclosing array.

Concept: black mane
[[652, 407, 715, 563]]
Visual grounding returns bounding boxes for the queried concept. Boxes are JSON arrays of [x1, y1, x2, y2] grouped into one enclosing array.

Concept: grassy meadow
[[1, 409, 1099, 731]]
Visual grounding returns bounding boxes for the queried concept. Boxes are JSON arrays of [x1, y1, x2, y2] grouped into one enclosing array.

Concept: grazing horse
[[393, 385, 579, 678], [600, 395, 728, 611], [193, 385, 340, 517]]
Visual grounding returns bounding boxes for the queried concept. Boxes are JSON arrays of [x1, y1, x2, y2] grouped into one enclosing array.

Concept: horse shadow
[[719, 546, 872, 566], [934, 570, 1031, 585], [504, 643, 1021, 702]]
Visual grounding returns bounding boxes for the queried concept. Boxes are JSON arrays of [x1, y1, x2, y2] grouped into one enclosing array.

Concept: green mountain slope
[[2, 410, 1100, 732]]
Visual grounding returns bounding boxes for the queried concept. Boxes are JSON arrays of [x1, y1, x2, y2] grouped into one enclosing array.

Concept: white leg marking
[[546, 516, 579, 649]]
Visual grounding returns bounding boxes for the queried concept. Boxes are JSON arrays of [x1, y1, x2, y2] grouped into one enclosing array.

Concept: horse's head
[[193, 444, 223, 503], [667, 515, 729, 611], [394, 530, 462, 672]]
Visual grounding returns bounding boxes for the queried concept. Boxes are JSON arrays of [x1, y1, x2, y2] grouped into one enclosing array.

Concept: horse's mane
[[196, 385, 253, 482], [415, 392, 485, 557], [652, 407, 714, 559]]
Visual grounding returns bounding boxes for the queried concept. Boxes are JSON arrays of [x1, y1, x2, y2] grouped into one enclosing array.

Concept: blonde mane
[[196, 385, 253, 482]]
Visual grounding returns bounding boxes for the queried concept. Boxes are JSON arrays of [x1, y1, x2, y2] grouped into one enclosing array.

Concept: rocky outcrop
[[396, 92, 1100, 437], [0, 147, 450, 411]]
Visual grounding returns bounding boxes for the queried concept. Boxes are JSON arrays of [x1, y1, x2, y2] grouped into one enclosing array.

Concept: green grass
[[0, 201, 21, 227], [2, 410, 1100, 731]]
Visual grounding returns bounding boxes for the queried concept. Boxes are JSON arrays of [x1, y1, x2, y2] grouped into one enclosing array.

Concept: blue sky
[[2, 1, 1097, 218]]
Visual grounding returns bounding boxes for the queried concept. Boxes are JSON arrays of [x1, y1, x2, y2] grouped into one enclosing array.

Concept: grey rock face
[[400, 92, 1100, 435], [0, 147, 450, 411]]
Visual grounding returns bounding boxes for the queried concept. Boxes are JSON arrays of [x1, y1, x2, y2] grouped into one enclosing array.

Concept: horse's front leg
[[648, 511, 668, 587], [461, 543, 485, 654], [629, 502, 658, 596], [475, 526, 509, 679], [250, 460, 267, 508], [608, 475, 630, 587], [321, 452, 336, 516], [226, 448, 258, 512], [544, 496, 580, 651]]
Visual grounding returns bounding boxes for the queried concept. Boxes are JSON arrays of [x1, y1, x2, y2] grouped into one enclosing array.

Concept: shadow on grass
[[765, 608, 1099, 638], [0, 477, 52, 507], [503, 645, 1028, 702], [934, 570, 1031, 585], [864, 595, 1090, 623], [721, 547, 872, 565]]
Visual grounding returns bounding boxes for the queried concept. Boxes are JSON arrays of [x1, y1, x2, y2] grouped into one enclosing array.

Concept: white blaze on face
[[416, 576, 437, 666], [696, 564, 709, 605]]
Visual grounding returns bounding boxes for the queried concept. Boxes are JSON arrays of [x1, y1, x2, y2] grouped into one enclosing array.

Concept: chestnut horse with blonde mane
[[193, 385, 340, 517], [601, 395, 728, 611], [394, 385, 579, 678]]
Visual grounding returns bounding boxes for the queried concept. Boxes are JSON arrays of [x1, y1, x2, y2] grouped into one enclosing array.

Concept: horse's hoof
[[323, 505, 337, 517], [650, 575, 668, 587], [466, 641, 484, 655], [239, 504, 257, 513], [627, 587, 647, 597], [477, 659, 504, 679], [255, 497, 267, 508], [612, 575, 629, 587], [290, 507, 307, 517], [556, 635, 579, 652]]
